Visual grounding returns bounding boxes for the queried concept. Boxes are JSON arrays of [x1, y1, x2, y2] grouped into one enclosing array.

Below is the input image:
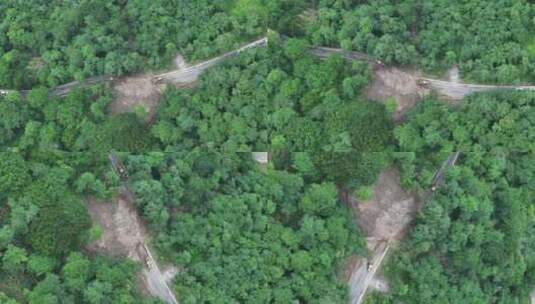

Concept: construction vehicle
[[109, 152, 128, 181], [152, 76, 164, 84], [135, 242, 155, 270], [367, 261, 373, 272], [417, 79, 431, 88]]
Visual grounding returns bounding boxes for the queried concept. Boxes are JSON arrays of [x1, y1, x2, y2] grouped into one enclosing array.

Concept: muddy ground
[[356, 168, 420, 250], [109, 73, 163, 122], [344, 168, 419, 299], [365, 65, 430, 121], [364, 64, 469, 121], [108, 54, 189, 122], [85, 192, 147, 262]]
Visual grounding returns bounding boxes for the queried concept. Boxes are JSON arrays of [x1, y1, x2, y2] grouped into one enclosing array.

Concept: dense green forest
[[0, 0, 306, 89], [1, 0, 535, 303], [0, 36, 390, 302], [125, 150, 364, 303], [367, 91, 535, 303], [0, 85, 155, 301], [4, 0, 533, 89], [309, 0, 535, 83], [3, 0, 533, 89], [153, 37, 393, 187], [0, 87, 151, 153], [126, 40, 392, 302], [0, 151, 155, 303]]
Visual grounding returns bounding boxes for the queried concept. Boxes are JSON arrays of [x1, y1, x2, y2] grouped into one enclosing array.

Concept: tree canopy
[[375, 91, 535, 303], [124, 150, 365, 303], [2, 1, 534, 303], [0, 0, 307, 89], [153, 37, 393, 188], [308, 0, 535, 83]]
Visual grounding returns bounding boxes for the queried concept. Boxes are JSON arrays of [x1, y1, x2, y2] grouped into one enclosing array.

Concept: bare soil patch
[[356, 169, 420, 249], [365, 65, 429, 121], [85, 192, 147, 262], [343, 169, 417, 302], [446, 66, 460, 83], [174, 54, 188, 70], [109, 73, 164, 122], [108, 54, 190, 122]]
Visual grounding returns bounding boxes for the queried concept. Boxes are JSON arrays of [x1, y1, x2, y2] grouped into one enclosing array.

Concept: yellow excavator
[[108, 152, 128, 181]]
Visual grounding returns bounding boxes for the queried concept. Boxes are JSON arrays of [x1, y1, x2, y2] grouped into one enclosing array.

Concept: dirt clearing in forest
[[355, 168, 420, 249], [365, 65, 429, 121], [108, 54, 190, 122], [85, 192, 147, 261], [344, 169, 418, 303], [109, 73, 164, 122], [446, 66, 460, 83], [174, 54, 188, 70]]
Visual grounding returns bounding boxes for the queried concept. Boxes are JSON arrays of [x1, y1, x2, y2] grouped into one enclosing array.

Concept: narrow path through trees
[[349, 152, 460, 304], [3, 38, 533, 103], [349, 241, 390, 304], [107, 153, 179, 304], [311, 48, 535, 100], [152, 37, 268, 84]]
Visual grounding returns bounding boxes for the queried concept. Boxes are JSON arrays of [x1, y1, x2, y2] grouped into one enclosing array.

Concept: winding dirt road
[[1, 38, 268, 97], [50, 75, 114, 97], [310, 47, 374, 63], [349, 242, 390, 304], [152, 37, 268, 84], [139, 242, 179, 304], [3, 39, 533, 103], [420, 78, 535, 100], [310, 47, 535, 101], [3, 39, 530, 304]]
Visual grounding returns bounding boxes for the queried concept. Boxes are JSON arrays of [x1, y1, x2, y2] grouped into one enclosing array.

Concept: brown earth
[[365, 65, 430, 122], [174, 54, 188, 70], [344, 169, 419, 302], [85, 192, 147, 262], [108, 54, 190, 123], [343, 256, 362, 282], [109, 73, 164, 123], [355, 168, 421, 250]]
